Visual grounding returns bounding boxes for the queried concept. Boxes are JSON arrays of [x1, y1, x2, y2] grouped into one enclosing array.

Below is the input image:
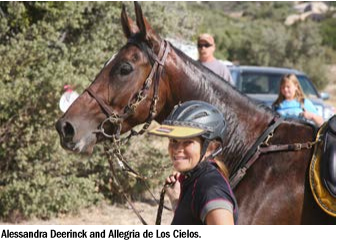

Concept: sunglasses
[[197, 43, 213, 49]]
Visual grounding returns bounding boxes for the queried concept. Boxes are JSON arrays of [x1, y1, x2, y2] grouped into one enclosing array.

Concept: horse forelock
[[126, 34, 159, 66]]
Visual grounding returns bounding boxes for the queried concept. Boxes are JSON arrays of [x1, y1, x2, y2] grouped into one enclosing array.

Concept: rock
[[285, 14, 301, 26], [304, 2, 329, 14]]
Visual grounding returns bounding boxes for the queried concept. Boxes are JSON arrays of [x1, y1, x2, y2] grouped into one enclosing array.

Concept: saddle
[[320, 115, 336, 197], [309, 115, 336, 217]]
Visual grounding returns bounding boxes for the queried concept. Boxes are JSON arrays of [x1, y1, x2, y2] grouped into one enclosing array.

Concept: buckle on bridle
[[144, 78, 152, 89], [263, 132, 274, 146]]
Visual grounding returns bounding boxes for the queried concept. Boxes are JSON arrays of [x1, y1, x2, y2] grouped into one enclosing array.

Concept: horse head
[[55, 2, 171, 154]]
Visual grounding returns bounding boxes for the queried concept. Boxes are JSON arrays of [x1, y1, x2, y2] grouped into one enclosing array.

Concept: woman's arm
[[205, 209, 234, 225]]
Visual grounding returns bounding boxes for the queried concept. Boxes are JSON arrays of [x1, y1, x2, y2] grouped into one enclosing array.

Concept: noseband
[[85, 40, 170, 140]]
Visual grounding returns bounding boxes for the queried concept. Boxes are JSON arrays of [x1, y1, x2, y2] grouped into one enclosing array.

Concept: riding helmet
[[149, 100, 226, 144]]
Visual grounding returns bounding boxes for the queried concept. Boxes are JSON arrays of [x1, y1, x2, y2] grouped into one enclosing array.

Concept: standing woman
[[273, 74, 323, 126], [149, 101, 238, 225]]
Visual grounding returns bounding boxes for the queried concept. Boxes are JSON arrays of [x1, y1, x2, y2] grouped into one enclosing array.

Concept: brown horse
[[55, 2, 335, 224]]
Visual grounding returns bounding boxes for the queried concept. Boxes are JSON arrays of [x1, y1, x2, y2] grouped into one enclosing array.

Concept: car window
[[297, 76, 319, 98], [240, 73, 282, 94], [237, 72, 319, 98], [230, 70, 239, 86]]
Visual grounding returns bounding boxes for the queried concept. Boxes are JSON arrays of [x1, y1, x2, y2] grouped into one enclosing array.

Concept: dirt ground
[[1, 199, 174, 225]]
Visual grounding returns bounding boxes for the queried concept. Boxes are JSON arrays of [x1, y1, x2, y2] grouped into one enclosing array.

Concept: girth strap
[[230, 116, 283, 186], [230, 141, 317, 189]]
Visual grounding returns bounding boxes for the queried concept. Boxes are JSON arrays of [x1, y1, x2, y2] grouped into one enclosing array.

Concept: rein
[[103, 140, 171, 225]]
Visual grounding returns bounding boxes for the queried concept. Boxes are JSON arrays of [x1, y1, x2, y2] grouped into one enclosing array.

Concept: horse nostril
[[63, 121, 75, 139], [56, 119, 75, 140]]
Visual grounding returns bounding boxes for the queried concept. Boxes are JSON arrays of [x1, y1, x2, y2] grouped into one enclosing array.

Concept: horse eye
[[120, 63, 133, 76]]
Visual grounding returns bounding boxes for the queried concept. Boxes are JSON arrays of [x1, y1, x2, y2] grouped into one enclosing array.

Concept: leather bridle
[[84, 40, 171, 225], [85, 40, 170, 140]]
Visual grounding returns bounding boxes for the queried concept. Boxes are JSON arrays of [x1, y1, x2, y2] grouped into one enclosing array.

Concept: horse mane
[[170, 44, 272, 110], [170, 43, 275, 116], [168, 43, 281, 170]]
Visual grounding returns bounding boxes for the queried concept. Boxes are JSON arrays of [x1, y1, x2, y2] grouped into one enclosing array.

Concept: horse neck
[[161, 49, 275, 172]]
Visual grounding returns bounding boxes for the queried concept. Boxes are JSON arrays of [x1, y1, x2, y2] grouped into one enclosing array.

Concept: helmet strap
[[200, 141, 223, 163], [199, 140, 210, 163], [183, 140, 223, 177]]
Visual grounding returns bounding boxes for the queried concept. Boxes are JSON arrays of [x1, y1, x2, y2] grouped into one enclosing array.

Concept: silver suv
[[229, 65, 335, 121]]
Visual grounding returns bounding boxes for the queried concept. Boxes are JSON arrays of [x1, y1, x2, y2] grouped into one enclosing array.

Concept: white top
[[59, 90, 79, 113]]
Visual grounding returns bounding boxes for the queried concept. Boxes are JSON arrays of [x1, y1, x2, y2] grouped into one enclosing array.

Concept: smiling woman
[[168, 137, 202, 172], [149, 100, 238, 225]]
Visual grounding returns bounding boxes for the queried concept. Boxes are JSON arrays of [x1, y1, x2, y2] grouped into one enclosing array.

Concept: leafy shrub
[[320, 16, 336, 51], [93, 132, 172, 203], [0, 175, 102, 222]]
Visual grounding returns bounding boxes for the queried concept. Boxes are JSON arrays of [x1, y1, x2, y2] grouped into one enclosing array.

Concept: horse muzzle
[[55, 118, 96, 154]]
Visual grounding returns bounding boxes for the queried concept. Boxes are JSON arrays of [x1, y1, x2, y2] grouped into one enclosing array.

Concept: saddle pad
[[309, 122, 336, 217]]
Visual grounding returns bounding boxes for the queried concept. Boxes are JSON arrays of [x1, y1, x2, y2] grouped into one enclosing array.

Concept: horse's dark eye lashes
[[119, 62, 133, 75]]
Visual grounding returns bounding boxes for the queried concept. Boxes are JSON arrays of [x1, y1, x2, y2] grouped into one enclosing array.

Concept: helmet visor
[[148, 125, 206, 139]]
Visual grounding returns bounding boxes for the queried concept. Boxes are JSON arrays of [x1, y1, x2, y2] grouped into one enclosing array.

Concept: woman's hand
[[165, 172, 181, 210]]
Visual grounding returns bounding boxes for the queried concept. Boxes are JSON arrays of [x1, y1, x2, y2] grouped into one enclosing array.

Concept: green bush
[[87, 133, 172, 203], [320, 16, 336, 51], [0, 175, 102, 222]]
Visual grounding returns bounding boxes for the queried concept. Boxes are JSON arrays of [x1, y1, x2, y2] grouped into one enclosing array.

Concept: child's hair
[[272, 74, 305, 107]]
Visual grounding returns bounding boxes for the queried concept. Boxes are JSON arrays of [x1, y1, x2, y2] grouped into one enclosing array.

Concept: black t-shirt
[[171, 161, 238, 225]]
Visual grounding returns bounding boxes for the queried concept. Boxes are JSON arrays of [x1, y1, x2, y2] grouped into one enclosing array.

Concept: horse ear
[[121, 4, 138, 38], [134, 2, 147, 38], [134, 2, 161, 49]]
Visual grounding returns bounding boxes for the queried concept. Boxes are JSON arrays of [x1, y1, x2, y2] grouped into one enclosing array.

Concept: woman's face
[[281, 80, 297, 100], [168, 137, 202, 172]]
